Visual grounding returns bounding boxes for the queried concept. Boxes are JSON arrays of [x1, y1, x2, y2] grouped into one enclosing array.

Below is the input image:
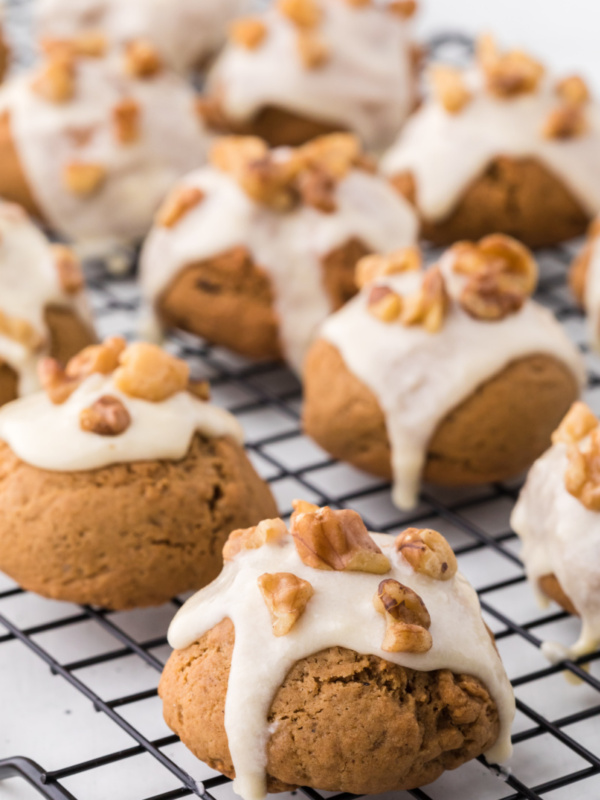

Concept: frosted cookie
[[36, 0, 244, 75], [140, 134, 418, 372], [303, 236, 585, 509], [198, 0, 417, 150], [0, 20, 8, 83], [570, 218, 600, 349], [159, 502, 515, 799], [0, 201, 94, 406], [0, 39, 209, 255], [382, 36, 600, 247], [511, 402, 600, 660], [0, 338, 277, 609]]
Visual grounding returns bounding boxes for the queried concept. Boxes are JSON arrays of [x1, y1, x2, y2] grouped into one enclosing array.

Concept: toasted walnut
[[367, 285, 402, 323], [460, 271, 526, 321], [291, 505, 391, 573], [400, 266, 449, 333], [297, 30, 329, 69], [80, 395, 131, 436], [223, 518, 288, 561], [291, 499, 319, 516], [41, 31, 107, 58], [344, 0, 371, 7], [124, 40, 162, 78], [38, 359, 77, 404], [389, 0, 418, 18], [297, 166, 336, 212], [395, 528, 458, 581], [113, 98, 140, 144], [477, 34, 544, 98], [32, 56, 75, 103], [429, 64, 471, 113], [156, 185, 205, 228], [556, 75, 590, 106], [210, 136, 268, 173], [188, 379, 211, 401], [40, 337, 127, 404], [542, 105, 588, 140], [565, 429, 600, 511], [258, 572, 314, 636], [63, 162, 106, 196], [278, 0, 322, 29], [229, 18, 268, 49], [552, 402, 599, 445], [296, 133, 360, 180], [356, 247, 421, 289], [113, 343, 189, 402], [51, 244, 84, 294], [0, 310, 43, 350], [373, 579, 432, 653]]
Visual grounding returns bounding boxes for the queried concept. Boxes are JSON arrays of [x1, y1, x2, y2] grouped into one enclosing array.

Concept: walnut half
[[258, 572, 314, 635], [223, 518, 288, 561], [395, 528, 457, 581], [80, 395, 131, 436], [552, 402, 599, 446], [565, 429, 600, 511], [373, 578, 433, 653]]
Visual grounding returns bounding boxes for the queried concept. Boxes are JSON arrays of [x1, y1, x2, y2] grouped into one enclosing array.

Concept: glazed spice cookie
[[0, 338, 277, 609], [160, 503, 515, 798], [0, 201, 94, 405], [36, 0, 244, 75], [140, 134, 418, 371], [0, 38, 208, 254], [511, 402, 600, 660], [569, 218, 600, 348], [382, 36, 600, 247], [303, 236, 584, 509], [199, 0, 418, 149]]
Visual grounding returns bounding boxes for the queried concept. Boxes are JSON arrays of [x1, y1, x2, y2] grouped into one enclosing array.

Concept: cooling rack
[[1, 2, 600, 799]]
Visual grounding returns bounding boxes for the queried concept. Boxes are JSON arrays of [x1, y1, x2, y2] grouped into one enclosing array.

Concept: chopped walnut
[[63, 162, 106, 196], [114, 342, 189, 402], [556, 75, 590, 106], [356, 247, 421, 289], [0, 310, 43, 350], [229, 18, 268, 49], [41, 31, 107, 59], [477, 34, 544, 98], [395, 527, 457, 581], [296, 133, 361, 180], [291, 505, 391, 573], [373, 579, 432, 653], [124, 40, 162, 78], [291, 499, 319, 516], [113, 98, 140, 144], [80, 395, 131, 436], [278, 0, 322, 29], [210, 136, 269, 173], [297, 166, 336, 212], [51, 244, 84, 294], [367, 285, 402, 323], [297, 30, 329, 69], [429, 64, 471, 114], [344, 0, 371, 7], [258, 572, 314, 636], [188, 379, 211, 401], [542, 104, 588, 140], [552, 402, 599, 446], [156, 185, 205, 228], [389, 0, 418, 18], [400, 266, 449, 333], [565, 429, 600, 511], [32, 56, 75, 103], [223, 518, 288, 561]]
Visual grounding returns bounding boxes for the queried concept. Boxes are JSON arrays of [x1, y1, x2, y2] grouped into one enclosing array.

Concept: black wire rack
[[1, 3, 600, 800]]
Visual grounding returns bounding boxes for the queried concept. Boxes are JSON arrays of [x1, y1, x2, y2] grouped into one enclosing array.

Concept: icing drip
[[511, 442, 600, 658], [140, 165, 417, 372], [584, 236, 600, 350], [0, 55, 208, 252], [320, 257, 585, 509], [168, 530, 515, 800], [382, 70, 600, 221], [207, 0, 414, 151], [0, 372, 243, 471]]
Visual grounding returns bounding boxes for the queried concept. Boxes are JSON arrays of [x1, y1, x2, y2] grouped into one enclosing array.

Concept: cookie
[[160, 505, 515, 798], [302, 237, 584, 509], [569, 218, 600, 348], [140, 134, 417, 371], [382, 36, 599, 247], [0, 23, 8, 83], [0, 339, 277, 609]]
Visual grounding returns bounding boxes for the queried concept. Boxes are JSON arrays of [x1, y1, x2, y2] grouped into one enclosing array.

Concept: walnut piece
[[188, 379, 211, 401], [367, 285, 402, 323], [556, 75, 590, 106], [389, 0, 418, 18], [42, 31, 107, 59], [477, 34, 544, 98], [113, 98, 140, 144], [373, 578, 432, 653], [400, 266, 449, 332], [297, 166, 336, 212], [229, 18, 268, 49], [258, 572, 314, 636], [51, 244, 84, 294], [114, 342, 189, 402], [223, 518, 288, 561], [542, 105, 588, 140], [0, 310, 43, 350], [63, 162, 106, 196], [124, 40, 162, 78], [80, 395, 131, 436], [278, 0, 322, 29], [565, 429, 600, 511], [296, 133, 361, 180], [156, 185, 205, 228], [552, 402, 599, 446], [32, 56, 75, 103], [291, 499, 319, 516], [344, 0, 371, 7], [356, 246, 421, 289], [297, 30, 329, 69], [291, 505, 391, 573], [395, 527, 458, 581], [429, 64, 471, 114]]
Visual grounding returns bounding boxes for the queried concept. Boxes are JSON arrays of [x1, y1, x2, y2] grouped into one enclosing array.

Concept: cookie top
[[206, 0, 416, 151], [0, 201, 90, 394], [511, 402, 600, 660], [319, 236, 585, 509], [36, 0, 244, 74], [140, 134, 418, 371], [0, 338, 242, 471], [382, 36, 600, 221], [0, 39, 208, 252], [168, 502, 515, 800]]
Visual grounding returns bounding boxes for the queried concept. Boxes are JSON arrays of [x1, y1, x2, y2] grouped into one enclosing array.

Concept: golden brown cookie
[[159, 617, 500, 794]]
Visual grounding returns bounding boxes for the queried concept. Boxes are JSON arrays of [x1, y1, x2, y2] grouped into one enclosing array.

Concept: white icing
[[0, 201, 91, 395], [320, 256, 585, 510], [168, 529, 516, 800], [207, 0, 414, 151], [382, 70, 600, 221], [0, 54, 208, 253], [583, 235, 600, 350], [0, 372, 243, 471], [35, 0, 245, 74], [511, 441, 600, 658], [140, 164, 418, 372]]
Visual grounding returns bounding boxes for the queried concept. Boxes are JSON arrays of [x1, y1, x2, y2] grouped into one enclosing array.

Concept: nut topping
[[63, 162, 106, 196], [296, 133, 361, 180], [395, 527, 457, 581], [113, 342, 189, 402], [278, 0, 322, 29], [124, 40, 162, 78], [552, 402, 599, 446], [429, 64, 471, 114], [290, 505, 391, 573], [258, 572, 314, 636], [389, 0, 418, 18], [297, 166, 336, 212], [223, 518, 288, 561], [367, 285, 402, 323], [187, 379, 211, 401], [556, 75, 590, 106], [297, 31, 329, 69], [41, 32, 107, 59], [51, 244, 84, 294], [477, 34, 544, 98], [542, 105, 588, 140], [113, 98, 140, 144], [229, 18, 268, 49], [32, 56, 75, 103], [400, 266, 449, 333], [565, 429, 600, 511], [356, 247, 421, 289], [156, 185, 205, 228], [373, 579, 432, 653], [0, 310, 43, 350], [80, 395, 131, 436]]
